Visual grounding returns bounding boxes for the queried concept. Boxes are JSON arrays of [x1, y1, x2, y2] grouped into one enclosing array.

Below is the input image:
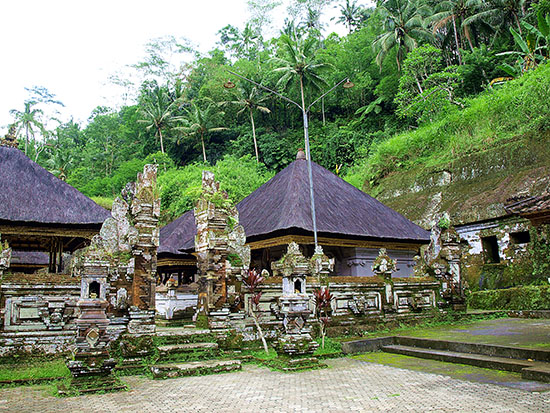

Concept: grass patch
[[0, 359, 70, 383], [314, 337, 342, 358], [91, 196, 114, 210]]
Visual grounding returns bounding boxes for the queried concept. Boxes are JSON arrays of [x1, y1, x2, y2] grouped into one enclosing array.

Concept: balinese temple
[[158, 151, 430, 285], [0, 141, 110, 273]]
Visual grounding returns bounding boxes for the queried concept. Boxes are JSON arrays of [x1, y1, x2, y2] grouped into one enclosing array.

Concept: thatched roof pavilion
[[0, 144, 110, 272], [159, 153, 429, 276]]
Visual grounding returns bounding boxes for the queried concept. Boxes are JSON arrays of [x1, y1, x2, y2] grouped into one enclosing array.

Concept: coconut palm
[[429, 0, 479, 64], [270, 32, 330, 111], [335, 0, 364, 33], [178, 101, 226, 162], [222, 86, 271, 163], [465, 0, 526, 39], [138, 82, 180, 154], [373, 0, 432, 71], [9, 101, 45, 155]]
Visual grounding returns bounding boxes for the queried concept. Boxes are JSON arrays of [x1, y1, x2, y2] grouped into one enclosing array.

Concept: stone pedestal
[[0, 238, 11, 276], [272, 243, 320, 358], [277, 303, 318, 356], [66, 299, 116, 382], [372, 249, 397, 313]]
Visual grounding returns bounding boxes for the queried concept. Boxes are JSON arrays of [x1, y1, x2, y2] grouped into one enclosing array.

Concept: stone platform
[[1, 358, 549, 412]]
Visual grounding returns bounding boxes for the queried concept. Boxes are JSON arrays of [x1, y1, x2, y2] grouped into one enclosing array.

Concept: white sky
[[0, 0, 350, 134]]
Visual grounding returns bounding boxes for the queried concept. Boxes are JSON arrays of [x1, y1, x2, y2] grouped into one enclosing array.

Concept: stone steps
[[150, 359, 242, 379], [381, 344, 550, 382], [157, 342, 218, 359], [155, 327, 214, 345], [382, 344, 536, 372], [343, 335, 550, 383]]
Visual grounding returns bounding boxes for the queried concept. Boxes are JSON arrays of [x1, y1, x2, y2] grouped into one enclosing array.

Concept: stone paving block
[[0, 358, 549, 412]]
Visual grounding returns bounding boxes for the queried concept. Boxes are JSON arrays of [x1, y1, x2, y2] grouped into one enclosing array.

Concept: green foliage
[[437, 215, 450, 230], [468, 285, 550, 310], [91, 197, 114, 210], [349, 63, 550, 185], [395, 45, 463, 123], [158, 154, 273, 223], [531, 224, 550, 281], [0, 359, 70, 382], [13, 1, 547, 222]]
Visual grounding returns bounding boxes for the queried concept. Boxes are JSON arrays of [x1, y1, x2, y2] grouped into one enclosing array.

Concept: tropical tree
[[334, 0, 364, 33], [373, 0, 432, 71], [138, 82, 180, 154], [464, 0, 526, 39], [270, 32, 329, 111], [178, 101, 226, 162], [222, 86, 271, 163], [429, 0, 479, 64], [9, 101, 46, 155], [498, 12, 550, 76]]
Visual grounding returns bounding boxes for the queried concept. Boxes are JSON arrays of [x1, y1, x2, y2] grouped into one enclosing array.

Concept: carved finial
[[1, 125, 18, 148], [296, 149, 306, 160]]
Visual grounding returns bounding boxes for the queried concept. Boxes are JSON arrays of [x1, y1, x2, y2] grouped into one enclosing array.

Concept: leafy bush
[[158, 155, 273, 223], [351, 63, 550, 184], [468, 285, 550, 310]]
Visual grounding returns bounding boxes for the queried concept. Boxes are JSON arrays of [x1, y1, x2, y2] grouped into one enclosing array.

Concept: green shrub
[[468, 285, 550, 310], [353, 63, 550, 184]]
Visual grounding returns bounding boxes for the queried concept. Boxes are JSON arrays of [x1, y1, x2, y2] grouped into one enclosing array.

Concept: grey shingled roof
[[0, 146, 110, 226], [159, 158, 429, 255]]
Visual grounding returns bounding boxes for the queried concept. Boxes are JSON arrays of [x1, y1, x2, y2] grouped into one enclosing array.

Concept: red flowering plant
[[242, 269, 269, 354], [313, 287, 333, 349]]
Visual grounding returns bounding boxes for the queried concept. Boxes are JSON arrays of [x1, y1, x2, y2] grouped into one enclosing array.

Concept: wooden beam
[[246, 235, 424, 251], [0, 225, 98, 239]]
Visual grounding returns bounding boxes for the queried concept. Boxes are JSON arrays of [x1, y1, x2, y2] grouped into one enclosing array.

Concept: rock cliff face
[[373, 136, 550, 228], [370, 136, 549, 290]]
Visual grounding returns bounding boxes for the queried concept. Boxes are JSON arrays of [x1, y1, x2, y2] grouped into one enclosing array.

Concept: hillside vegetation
[[346, 64, 550, 193], [5, 1, 550, 224]]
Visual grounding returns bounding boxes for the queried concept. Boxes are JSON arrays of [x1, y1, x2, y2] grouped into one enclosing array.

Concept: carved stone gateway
[[128, 164, 160, 334], [62, 164, 160, 392], [194, 171, 250, 316]]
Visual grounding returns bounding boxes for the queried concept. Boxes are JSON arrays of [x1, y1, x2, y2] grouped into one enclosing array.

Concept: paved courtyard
[[1, 358, 549, 413]]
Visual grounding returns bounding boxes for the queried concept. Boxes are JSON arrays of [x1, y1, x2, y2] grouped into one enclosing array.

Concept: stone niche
[[337, 248, 417, 278], [80, 260, 109, 300]]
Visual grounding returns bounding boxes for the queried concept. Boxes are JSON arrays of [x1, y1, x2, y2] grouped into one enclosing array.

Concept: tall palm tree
[[178, 101, 226, 162], [138, 82, 180, 154], [222, 86, 271, 163], [270, 33, 329, 113], [9, 101, 45, 155], [373, 0, 432, 71], [335, 0, 363, 33], [465, 0, 526, 39], [429, 0, 479, 64]]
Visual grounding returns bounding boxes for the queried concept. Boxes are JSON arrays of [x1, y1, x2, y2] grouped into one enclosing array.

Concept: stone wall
[[0, 274, 80, 356], [227, 276, 439, 341], [455, 216, 532, 289]]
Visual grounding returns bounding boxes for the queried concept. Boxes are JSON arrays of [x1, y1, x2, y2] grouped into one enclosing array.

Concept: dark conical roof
[[159, 209, 195, 255], [159, 158, 429, 255], [0, 146, 110, 226]]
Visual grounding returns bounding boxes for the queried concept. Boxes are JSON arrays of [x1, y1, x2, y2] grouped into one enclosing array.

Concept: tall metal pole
[[302, 107, 318, 247], [225, 71, 351, 249]]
